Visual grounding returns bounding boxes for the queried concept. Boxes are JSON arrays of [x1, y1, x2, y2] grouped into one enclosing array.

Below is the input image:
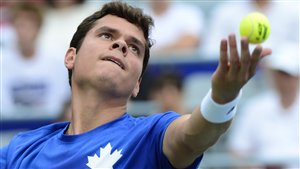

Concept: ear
[[65, 47, 77, 70], [132, 79, 141, 98]]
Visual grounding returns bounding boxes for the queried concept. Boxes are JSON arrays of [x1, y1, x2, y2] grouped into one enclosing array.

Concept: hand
[[211, 34, 272, 104]]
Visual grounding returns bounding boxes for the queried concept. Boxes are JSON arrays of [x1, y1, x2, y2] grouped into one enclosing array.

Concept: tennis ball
[[240, 12, 271, 44]]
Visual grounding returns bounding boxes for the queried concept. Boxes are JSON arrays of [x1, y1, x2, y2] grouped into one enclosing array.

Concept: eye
[[128, 44, 140, 55], [99, 33, 112, 40]]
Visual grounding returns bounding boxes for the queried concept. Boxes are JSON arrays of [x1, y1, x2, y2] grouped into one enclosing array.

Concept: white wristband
[[200, 89, 242, 123]]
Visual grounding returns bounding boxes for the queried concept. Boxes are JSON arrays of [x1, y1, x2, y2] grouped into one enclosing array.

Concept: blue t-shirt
[[0, 112, 203, 169]]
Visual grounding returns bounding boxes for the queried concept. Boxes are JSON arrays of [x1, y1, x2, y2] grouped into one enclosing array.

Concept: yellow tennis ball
[[240, 12, 271, 44]]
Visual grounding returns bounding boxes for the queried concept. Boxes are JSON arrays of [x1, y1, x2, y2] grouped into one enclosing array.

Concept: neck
[[19, 42, 35, 59], [67, 85, 128, 135], [279, 89, 298, 109]]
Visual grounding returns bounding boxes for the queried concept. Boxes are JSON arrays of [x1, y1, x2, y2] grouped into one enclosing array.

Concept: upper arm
[[163, 107, 231, 168], [163, 114, 201, 168]]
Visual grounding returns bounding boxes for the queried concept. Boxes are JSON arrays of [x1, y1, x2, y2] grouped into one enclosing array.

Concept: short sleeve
[[154, 112, 203, 169]]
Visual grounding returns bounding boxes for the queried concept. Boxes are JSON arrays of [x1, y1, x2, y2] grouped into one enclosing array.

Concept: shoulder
[[10, 122, 69, 145], [5, 122, 68, 156], [2, 48, 21, 65], [135, 112, 181, 124], [3, 122, 68, 167], [125, 112, 181, 132], [241, 92, 277, 112], [237, 91, 278, 122]]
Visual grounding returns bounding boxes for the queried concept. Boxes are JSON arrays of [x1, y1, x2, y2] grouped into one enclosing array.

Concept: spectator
[[1, 2, 70, 119], [149, 72, 186, 115], [141, 1, 204, 56], [227, 42, 299, 168]]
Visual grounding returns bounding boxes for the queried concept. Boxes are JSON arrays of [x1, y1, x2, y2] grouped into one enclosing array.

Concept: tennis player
[[0, 1, 271, 169]]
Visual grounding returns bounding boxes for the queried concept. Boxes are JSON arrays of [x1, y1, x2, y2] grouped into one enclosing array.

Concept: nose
[[111, 40, 128, 56]]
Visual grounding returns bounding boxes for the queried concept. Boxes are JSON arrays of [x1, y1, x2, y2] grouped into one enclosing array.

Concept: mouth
[[102, 56, 125, 70]]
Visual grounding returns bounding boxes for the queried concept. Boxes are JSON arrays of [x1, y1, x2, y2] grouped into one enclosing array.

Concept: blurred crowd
[[1, 0, 299, 168]]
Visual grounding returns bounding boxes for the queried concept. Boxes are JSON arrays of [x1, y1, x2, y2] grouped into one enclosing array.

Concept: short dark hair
[[68, 1, 154, 86]]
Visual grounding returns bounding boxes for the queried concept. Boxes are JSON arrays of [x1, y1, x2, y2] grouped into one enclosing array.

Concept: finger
[[239, 37, 251, 78], [261, 48, 272, 58], [218, 38, 229, 73], [249, 45, 263, 77], [228, 34, 240, 75]]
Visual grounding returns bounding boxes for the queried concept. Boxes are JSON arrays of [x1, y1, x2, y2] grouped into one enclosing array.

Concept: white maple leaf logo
[[86, 143, 123, 169]]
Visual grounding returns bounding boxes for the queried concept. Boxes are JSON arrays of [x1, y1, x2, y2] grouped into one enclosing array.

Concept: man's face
[[13, 11, 40, 45], [271, 70, 299, 94], [65, 14, 146, 98]]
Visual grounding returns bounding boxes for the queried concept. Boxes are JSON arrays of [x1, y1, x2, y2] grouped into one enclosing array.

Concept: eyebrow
[[96, 26, 118, 34], [95, 26, 145, 49]]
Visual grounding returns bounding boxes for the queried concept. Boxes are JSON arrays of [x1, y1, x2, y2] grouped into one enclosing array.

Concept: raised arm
[[163, 34, 272, 168]]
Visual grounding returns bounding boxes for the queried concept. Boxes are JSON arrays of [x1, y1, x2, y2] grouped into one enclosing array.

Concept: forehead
[[90, 14, 146, 44], [14, 11, 38, 22]]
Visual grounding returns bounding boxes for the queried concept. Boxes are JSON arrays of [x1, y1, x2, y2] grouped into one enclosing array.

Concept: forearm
[[181, 86, 242, 153], [163, 107, 232, 168], [164, 88, 240, 168], [182, 107, 231, 153]]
